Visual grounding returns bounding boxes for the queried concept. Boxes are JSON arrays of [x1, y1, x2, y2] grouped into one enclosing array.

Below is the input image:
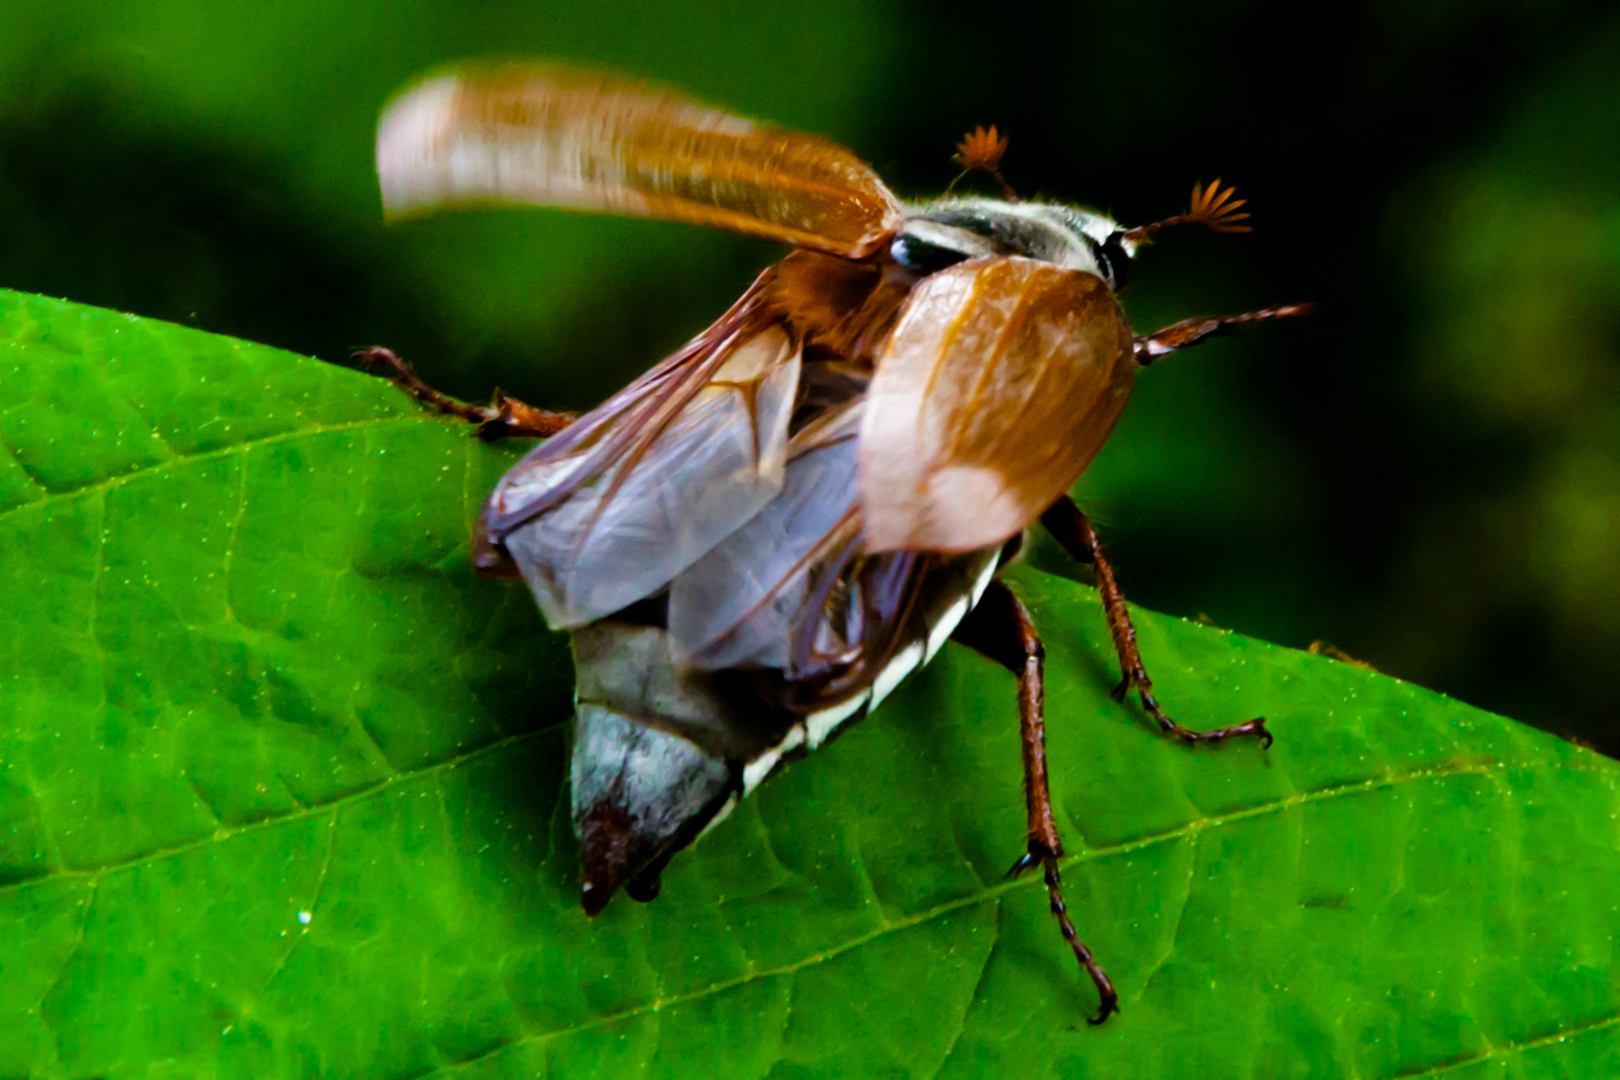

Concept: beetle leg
[[1134, 303, 1311, 365], [353, 346, 576, 439], [1040, 495, 1272, 747], [952, 580, 1119, 1024]]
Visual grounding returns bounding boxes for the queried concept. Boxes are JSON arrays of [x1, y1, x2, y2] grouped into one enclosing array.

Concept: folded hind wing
[[485, 277, 802, 629], [377, 63, 902, 258], [667, 400, 865, 670]]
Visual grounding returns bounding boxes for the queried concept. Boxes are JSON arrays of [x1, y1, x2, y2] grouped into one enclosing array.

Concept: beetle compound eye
[[1098, 232, 1130, 291], [890, 235, 974, 275]]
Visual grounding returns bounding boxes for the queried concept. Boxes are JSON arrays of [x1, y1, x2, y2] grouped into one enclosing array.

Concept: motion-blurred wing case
[[376, 64, 903, 257]]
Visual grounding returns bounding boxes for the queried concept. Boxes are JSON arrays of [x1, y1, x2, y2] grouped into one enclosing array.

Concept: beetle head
[[895, 199, 1135, 290]]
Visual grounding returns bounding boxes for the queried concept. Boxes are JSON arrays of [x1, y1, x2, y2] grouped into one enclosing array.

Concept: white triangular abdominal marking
[[738, 545, 1001, 791], [740, 722, 807, 796], [803, 690, 870, 753], [868, 642, 924, 715]]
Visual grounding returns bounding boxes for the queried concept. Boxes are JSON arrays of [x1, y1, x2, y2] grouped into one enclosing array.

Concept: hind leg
[[952, 579, 1119, 1024]]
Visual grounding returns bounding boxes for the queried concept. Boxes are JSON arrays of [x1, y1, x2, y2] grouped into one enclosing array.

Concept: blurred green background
[[1, 0, 1616, 752]]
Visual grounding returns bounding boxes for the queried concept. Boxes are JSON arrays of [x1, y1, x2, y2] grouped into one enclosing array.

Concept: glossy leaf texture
[[2, 287, 1618, 1079]]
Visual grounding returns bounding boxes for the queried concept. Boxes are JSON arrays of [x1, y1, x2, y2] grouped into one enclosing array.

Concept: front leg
[[1040, 495, 1271, 747], [952, 579, 1119, 1024], [353, 346, 576, 439], [1134, 303, 1311, 365]]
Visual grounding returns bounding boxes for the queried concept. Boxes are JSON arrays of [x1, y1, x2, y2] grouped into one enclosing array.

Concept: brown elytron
[[369, 62, 1309, 1025], [861, 258, 1136, 553], [377, 65, 902, 256]]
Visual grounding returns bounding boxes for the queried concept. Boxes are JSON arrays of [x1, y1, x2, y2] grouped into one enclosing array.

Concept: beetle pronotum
[[361, 64, 1308, 1022]]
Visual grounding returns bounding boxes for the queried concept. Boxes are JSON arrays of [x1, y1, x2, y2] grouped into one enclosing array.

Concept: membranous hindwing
[[490, 315, 801, 629], [666, 399, 865, 672]]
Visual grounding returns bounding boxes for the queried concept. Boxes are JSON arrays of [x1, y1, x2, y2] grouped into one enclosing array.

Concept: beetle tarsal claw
[[1149, 701, 1272, 748], [1088, 995, 1121, 1026], [1006, 852, 1039, 879], [1036, 853, 1119, 1023]]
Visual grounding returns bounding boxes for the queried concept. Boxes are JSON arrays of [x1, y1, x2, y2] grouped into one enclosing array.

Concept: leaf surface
[[1, 288, 1617, 1079]]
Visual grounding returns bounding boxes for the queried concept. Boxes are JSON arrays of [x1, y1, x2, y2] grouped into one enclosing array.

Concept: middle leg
[[952, 578, 1119, 1024], [1040, 495, 1271, 747]]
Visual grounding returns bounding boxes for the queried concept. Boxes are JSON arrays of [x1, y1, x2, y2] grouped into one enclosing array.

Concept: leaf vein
[[930, 897, 1000, 1080], [85, 488, 108, 659], [1136, 830, 1198, 998], [37, 875, 99, 1030], [1388, 1010, 1620, 1078], [0, 413, 436, 527], [262, 810, 341, 991], [0, 429, 50, 505], [219, 453, 250, 625], [0, 724, 560, 898], [418, 755, 1533, 1078]]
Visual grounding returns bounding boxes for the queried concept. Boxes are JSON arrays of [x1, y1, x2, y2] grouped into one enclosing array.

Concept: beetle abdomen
[[572, 703, 733, 914], [568, 543, 1003, 911], [570, 621, 770, 912]]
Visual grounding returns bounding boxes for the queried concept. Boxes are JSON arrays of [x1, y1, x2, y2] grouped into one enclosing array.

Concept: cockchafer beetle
[[360, 64, 1308, 1022]]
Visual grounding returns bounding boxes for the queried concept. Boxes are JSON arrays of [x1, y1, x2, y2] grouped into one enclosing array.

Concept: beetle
[[360, 63, 1308, 1023]]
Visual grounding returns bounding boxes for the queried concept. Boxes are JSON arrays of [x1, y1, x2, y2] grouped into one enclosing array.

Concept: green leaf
[[2, 287, 1617, 1079]]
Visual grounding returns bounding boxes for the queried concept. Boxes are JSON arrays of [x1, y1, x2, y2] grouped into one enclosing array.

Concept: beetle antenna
[[1123, 179, 1251, 245], [949, 125, 1018, 201]]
